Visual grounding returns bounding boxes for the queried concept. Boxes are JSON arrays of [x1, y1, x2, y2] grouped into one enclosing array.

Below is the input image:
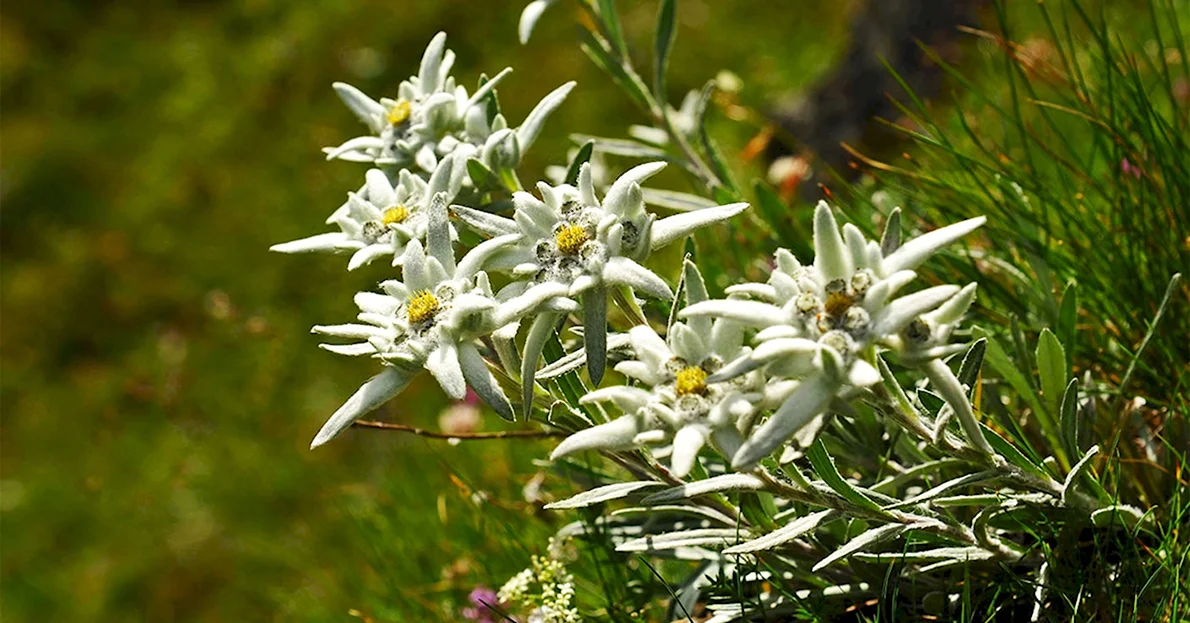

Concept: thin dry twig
[[353, 420, 566, 440]]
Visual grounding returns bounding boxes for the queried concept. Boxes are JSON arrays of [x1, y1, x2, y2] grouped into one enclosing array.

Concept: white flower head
[[550, 262, 762, 477], [325, 32, 574, 177], [307, 196, 572, 448], [453, 161, 748, 385], [270, 155, 466, 270], [682, 202, 985, 469]]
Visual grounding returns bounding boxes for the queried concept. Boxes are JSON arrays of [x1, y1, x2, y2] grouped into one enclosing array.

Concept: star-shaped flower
[[325, 32, 574, 178], [550, 261, 762, 477], [452, 161, 748, 390], [681, 202, 985, 469], [306, 196, 574, 448], [270, 155, 465, 269]]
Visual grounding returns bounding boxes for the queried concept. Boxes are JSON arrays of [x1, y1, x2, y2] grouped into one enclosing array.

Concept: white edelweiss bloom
[[681, 202, 985, 469], [550, 262, 762, 478], [324, 31, 575, 176], [307, 198, 572, 449], [270, 155, 465, 270], [452, 161, 749, 386]]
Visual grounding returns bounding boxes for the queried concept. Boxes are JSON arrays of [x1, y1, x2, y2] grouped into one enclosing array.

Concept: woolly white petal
[[872, 285, 961, 337], [451, 205, 519, 237], [813, 201, 853, 281], [668, 323, 708, 364], [516, 81, 576, 153], [580, 386, 653, 413], [456, 233, 521, 281], [603, 162, 666, 217], [670, 425, 708, 478], [348, 244, 392, 271], [518, 0, 560, 43], [458, 342, 513, 420], [649, 202, 750, 251], [681, 300, 787, 328], [493, 281, 571, 326], [270, 232, 355, 254], [310, 366, 414, 449], [332, 82, 385, 132], [882, 216, 986, 274], [732, 372, 841, 470], [355, 292, 400, 315], [324, 136, 385, 161], [312, 323, 390, 340], [550, 415, 642, 459], [425, 341, 466, 400], [614, 361, 666, 385], [924, 283, 978, 326], [602, 257, 673, 299], [627, 325, 672, 371]]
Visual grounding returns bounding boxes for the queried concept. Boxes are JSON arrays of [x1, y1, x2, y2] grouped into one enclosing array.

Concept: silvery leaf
[[616, 528, 751, 552], [722, 510, 835, 554], [643, 473, 766, 504], [544, 481, 665, 509]]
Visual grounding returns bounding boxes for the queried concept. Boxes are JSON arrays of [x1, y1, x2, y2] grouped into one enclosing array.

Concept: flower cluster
[[271, 32, 574, 271], [497, 539, 579, 623], [272, 33, 747, 449], [547, 201, 985, 473]]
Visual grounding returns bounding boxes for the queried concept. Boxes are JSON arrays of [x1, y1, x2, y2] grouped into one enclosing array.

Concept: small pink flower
[[462, 586, 502, 622], [1121, 158, 1142, 179]]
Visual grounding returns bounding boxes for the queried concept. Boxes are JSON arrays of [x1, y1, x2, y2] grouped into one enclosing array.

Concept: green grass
[[0, 1, 850, 620]]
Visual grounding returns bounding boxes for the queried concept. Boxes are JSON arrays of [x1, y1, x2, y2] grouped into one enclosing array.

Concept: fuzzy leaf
[[617, 528, 750, 552], [1036, 329, 1067, 415], [545, 481, 665, 509], [722, 510, 834, 554], [812, 523, 907, 571], [805, 439, 886, 514], [564, 140, 595, 186], [643, 473, 765, 504], [653, 0, 677, 100]]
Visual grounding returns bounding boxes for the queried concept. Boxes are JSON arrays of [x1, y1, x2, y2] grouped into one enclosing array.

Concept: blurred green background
[[0, 1, 854, 620]]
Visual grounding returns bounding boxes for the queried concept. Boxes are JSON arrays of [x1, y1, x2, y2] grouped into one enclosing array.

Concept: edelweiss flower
[[682, 202, 985, 469], [550, 262, 762, 477], [326, 31, 574, 177], [270, 155, 465, 269], [452, 161, 748, 387], [307, 198, 572, 448]]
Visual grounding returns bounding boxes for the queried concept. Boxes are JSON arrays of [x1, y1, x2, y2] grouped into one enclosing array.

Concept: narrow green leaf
[[653, 0, 677, 100], [956, 338, 987, 392], [980, 423, 1045, 475], [751, 179, 796, 244], [805, 439, 886, 515], [570, 133, 670, 159], [466, 158, 500, 190], [595, 0, 628, 57], [812, 523, 907, 571], [578, 36, 651, 112], [880, 207, 902, 255], [640, 188, 717, 212], [564, 139, 595, 186], [1059, 379, 1081, 458], [1057, 281, 1078, 368], [972, 328, 1048, 427], [1036, 329, 1068, 415]]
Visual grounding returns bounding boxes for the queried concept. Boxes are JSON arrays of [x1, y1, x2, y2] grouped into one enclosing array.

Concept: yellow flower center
[[554, 223, 589, 255], [382, 205, 409, 225], [824, 291, 855, 317], [675, 366, 709, 397], [406, 290, 440, 324], [386, 100, 412, 125]]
